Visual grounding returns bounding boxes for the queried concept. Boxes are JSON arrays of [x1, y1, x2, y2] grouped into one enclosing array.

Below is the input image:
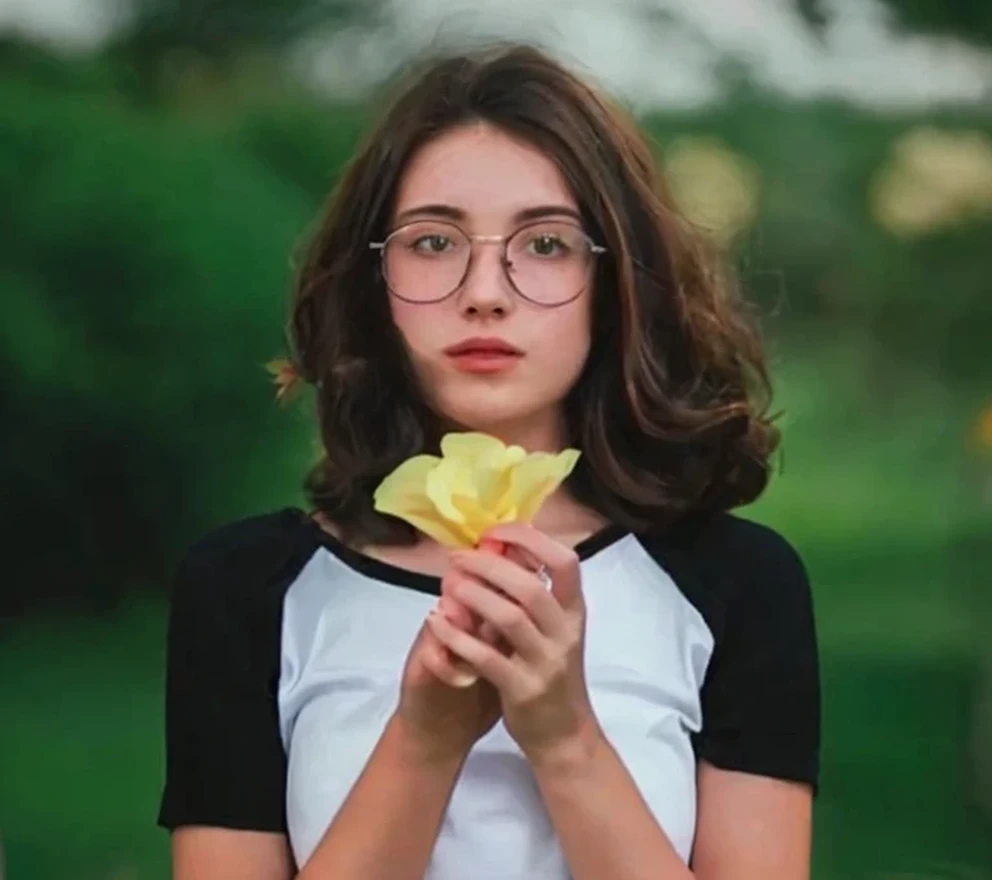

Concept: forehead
[[393, 123, 577, 223]]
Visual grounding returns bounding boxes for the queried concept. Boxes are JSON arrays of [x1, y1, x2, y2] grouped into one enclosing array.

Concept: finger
[[437, 595, 475, 631], [480, 536, 540, 585], [441, 575, 501, 650], [445, 574, 549, 662], [426, 609, 520, 692], [433, 598, 483, 681], [501, 542, 543, 573], [478, 620, 504, 649], [483, 523, 583, 610], [420, 627, 480, 688], [451, 549, 565, 638], [478, 537, 505, 555]]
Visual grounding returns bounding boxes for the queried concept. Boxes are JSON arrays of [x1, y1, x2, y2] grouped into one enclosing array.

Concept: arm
[[159, 516, 308, 880], [426, 528, 695, 879], [172, 830, 295, 880], [162, 516, 498, 880], [172, 718, 465, 880], [427, 519, 821, 880], [529, 734, 812, 880], [296, 716, 464, 880], [691, 763, 812, 879], [529, 724, 694, 880]]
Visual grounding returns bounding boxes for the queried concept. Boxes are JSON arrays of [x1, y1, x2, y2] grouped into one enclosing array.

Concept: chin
[[433, 384, 554, 436]]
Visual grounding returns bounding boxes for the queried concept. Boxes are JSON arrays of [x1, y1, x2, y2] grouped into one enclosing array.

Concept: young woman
[[158, 44, 820, 880]]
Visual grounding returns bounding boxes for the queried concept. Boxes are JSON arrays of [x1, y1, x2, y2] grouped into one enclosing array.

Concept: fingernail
[[451, 669, 478, 688]]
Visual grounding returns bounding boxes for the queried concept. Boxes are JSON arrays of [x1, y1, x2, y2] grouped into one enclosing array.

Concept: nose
[[456, 239, 516, 318]]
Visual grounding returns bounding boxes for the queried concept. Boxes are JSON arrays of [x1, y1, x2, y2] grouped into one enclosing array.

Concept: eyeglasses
[[369, 219, 607, 307]]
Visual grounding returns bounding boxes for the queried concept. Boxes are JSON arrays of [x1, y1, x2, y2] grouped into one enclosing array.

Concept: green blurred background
[[1, 0, 991, 877]]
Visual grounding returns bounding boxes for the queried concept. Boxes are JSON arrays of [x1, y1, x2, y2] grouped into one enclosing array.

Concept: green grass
[[0, 599, 167, 880], [2, 352, 991, 879]]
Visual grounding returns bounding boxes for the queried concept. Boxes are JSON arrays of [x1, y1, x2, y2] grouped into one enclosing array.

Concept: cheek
[[528, 300, 593, 387], [389, 300, 435, 355], [553, 296, 593, 353]]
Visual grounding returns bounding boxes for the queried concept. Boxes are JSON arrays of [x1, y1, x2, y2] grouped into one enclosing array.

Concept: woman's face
[[386, 122, 595, 448]]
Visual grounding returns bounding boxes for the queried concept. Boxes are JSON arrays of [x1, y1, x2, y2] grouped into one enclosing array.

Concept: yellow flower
[[373, 432, 581, 547]]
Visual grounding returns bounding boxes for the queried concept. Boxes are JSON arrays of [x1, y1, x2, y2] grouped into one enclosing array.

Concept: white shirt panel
[[278, 538, 714, 876]]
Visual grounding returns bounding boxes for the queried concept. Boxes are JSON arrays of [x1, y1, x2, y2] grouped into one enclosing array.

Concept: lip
[[444, 337, 523, 357], [444, 337, 523, 374]]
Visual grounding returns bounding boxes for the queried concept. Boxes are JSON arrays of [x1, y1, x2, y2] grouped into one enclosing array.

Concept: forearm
[[531, 725, 694, 880], [298, 714, 464, 880]]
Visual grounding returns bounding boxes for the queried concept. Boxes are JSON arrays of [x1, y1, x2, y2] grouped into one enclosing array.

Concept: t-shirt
[[157, 506, 820, 877]]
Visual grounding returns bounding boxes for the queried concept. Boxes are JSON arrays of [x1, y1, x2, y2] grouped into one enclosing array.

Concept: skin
[[172, 122, 813, 880], [386, 121, 594, 451]]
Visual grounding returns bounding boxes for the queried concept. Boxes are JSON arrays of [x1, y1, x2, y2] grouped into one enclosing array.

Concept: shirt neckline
[[301, 510, 630, 596]]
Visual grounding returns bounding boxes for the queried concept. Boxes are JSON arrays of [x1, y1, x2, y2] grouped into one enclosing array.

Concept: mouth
[[444, 337, 523, 373], [445, 337, 522, 357]]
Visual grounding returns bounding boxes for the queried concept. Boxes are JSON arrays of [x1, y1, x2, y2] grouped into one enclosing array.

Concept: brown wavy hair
[[287, 43, 779, 546]]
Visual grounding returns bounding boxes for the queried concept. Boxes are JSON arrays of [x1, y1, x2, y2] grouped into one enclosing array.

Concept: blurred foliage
[[797, 0, 992, 46], [886, 0, 992, 44], [650, 93, 992, 383], [105, 0, 384, 99], [1, 39, 990, 618]]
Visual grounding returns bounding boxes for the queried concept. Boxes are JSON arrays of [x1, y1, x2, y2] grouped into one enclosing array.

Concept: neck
[[530, 488, 609, 540], [456, 409, 568, 455]]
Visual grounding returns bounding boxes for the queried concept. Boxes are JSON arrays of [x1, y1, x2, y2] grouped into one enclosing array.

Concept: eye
[[527, 233, 568, 257], [411, 234, 453, 254]]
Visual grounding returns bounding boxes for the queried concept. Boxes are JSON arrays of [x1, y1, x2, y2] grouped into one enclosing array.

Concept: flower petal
[[426, 458, 475, 524], [373, 455, 477, 547], [373, 455, 438, 503], [387, 507, 477, 548], [511, 448, 581, 522], [440, 432, 509, 467], [373, 434, 581, 550], [458, 500, 494, 546]]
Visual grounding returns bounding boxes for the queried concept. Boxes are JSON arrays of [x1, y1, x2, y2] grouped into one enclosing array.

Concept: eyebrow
[[393, 203, 583, 226]]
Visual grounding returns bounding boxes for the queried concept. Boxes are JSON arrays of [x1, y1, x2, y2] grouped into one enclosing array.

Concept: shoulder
[[641, 510, 809, 592], [634, 511, 815, 645], [177, 507, 315, 576], [699, 513, 813, 626], [166, 507, 323, 647], [173, 507, 318, 600], [698, 512, 806, 569], [160, 509, 313, 832], [695, 513, 810, 607], [638, 512, 821, 787], [666, 510, 807, 574]]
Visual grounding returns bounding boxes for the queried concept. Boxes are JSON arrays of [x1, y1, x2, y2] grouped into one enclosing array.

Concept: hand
[[395, 593, 501, 766], [425, 524, 600, 765]]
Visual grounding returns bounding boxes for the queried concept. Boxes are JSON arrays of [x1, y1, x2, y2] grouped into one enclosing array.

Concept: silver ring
[[536, 565, 552, 591]]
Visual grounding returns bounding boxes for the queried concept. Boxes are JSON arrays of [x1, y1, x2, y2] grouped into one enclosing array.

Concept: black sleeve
[[158, 511, 309, 832], [694, 517, 821, 789]]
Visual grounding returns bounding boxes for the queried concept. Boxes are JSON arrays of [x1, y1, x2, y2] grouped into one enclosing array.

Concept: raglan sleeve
[[695, 520, 821, 790], [157, 519, 291, 832]]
